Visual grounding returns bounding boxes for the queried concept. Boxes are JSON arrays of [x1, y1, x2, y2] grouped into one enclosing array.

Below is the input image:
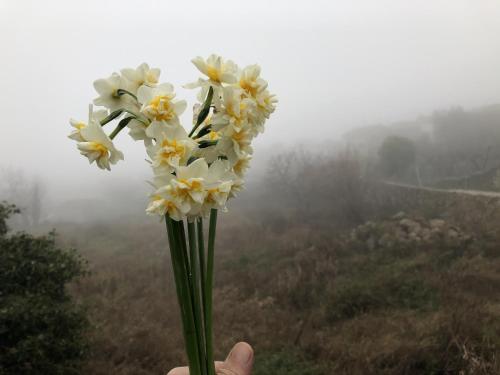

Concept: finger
[[167, 366, 189, 375], [218, 342, 254, 375]]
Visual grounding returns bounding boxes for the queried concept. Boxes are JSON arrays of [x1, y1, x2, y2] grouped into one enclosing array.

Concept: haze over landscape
[[2, 2, 500, 374], [1, 0, 500, 211]]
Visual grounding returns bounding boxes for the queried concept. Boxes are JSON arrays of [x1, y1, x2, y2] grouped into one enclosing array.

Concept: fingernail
[[228, 343, 253, 365]]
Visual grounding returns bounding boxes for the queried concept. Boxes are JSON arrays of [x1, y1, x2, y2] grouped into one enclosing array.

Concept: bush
[[0, 202, 89, 375], [378, 135, 416, 179]]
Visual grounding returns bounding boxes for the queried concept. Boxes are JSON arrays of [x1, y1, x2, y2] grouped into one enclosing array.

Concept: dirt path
[[383, 181, 500, 198]]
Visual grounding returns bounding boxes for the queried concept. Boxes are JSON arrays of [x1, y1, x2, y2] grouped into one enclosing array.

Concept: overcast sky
[[1, 0, 499, 203]]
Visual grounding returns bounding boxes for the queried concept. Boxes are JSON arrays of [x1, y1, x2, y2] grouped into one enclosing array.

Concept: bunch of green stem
[[105, 86, 218, 373], [165, 209, 218, 375]]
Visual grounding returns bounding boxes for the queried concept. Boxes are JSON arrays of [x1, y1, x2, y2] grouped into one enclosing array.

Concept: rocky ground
[[350, 211, 473, 251]]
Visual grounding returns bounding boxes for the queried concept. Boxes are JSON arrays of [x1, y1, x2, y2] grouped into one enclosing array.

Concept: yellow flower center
[[89, 142, 109, 157], [163, 200, 177, 212], [226, 101, 247, 126], [178, 179, 202, 190], [171, 179, 203, 201], [159, 139, 186, 163], [239, 79, 257, 97], [206, 65, 221, 82], [209, 131, 219, 141], [148, 94, 176, 121], [232, 130, 248, 145], [205, 188, 219, 204]]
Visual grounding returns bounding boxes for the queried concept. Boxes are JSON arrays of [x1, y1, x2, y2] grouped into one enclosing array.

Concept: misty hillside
[[344, 104, 500, 189], [2, 1, 500, 374]]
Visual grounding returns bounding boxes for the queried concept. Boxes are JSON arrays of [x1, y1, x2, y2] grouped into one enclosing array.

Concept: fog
[[1, 0, 499, 217]]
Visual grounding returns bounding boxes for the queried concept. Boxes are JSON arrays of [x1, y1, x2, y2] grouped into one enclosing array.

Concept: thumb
[[217, 342, 254, 375]]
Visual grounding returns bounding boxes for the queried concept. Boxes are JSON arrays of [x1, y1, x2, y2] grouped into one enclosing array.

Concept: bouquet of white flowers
[[68, 55, 276, 375]]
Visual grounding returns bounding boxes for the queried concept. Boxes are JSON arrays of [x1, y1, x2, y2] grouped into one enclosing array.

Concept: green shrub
[[0, 202, 89, 375]]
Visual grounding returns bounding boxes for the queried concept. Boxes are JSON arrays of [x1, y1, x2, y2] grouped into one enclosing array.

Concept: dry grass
[[50, 162, 500, 374]]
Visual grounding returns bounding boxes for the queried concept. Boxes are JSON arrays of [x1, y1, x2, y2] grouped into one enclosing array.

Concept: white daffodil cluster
[[69, 56, 277, 221]]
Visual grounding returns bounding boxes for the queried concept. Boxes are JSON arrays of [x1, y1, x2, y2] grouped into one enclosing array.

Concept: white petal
[[137, 85, 153, 104], [174, 100, 187, 115], [93, 79, 111, 95], [191, 57, 208, 75]]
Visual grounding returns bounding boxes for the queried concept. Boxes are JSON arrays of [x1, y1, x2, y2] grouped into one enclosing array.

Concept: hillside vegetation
[[48, 154, 500, 375]]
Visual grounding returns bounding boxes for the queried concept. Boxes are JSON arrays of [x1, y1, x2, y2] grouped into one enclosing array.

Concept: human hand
[[167, 342, 254, 375]]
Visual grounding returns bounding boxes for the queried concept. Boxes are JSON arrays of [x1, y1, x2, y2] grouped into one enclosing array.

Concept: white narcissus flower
[[127, 118, 152, 145], [138, 83, 187, 126], [71, 57, 276, 219], [238, 64, 268, 98], [228, 175, 244, 199], [231, 152, 252, 178], [251, 89, 278, 132], [68, 109, 108, 142], [93, 73, 137, 111], [146, 123, 198, 174], [76, 107, 124, 171], [185, 55, 238, 108], [212, 87, 254, 133], [121, 63, 160, 92], [200, 159, 235, 215], [193, 130, 221, 164], [216, 125, 254, 163], [147, 191, 189, 221], [147, 159, 210, 220], [146, 173, 191, 220], [189, 54, 238, 86], [170, 158, 208, 206]]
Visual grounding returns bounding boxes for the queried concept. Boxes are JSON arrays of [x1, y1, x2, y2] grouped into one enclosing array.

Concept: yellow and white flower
[[216, 125, 254, 163], [146, 123, 197, 174], [121, 63, 160, 92], [185, 55, 238, 107], [138, 83, 186, 126], [191, 128, 221, 163], [68, 109, 108, 142], [146, 173, 191, 220], [190, 54, 237, 86], [231, 152, 252, 178], [250, 89, 278, 133], [238, 64, 268, 98], [93, 73, 136, 111], [70, 57, 276, 220], [170, 159, 208, 205], [200, 159, 234, 216], [212, 87, 254, 133], [147, 160, 209, 220], [76, 107, 124, 171], [127, 118, 152, 145]]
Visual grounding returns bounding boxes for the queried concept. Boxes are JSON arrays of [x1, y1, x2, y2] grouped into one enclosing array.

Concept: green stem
[[167, 217, 202, 375], [177, 221, 191, 283], [188, 221, 207, 375], [189, 86, 214, 138], [205, 209, 218, 375], [197, 218, 208, 369], [116, 88, 138, 101], [109, 121, 128, 140], [197, 218, 207, 312]]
